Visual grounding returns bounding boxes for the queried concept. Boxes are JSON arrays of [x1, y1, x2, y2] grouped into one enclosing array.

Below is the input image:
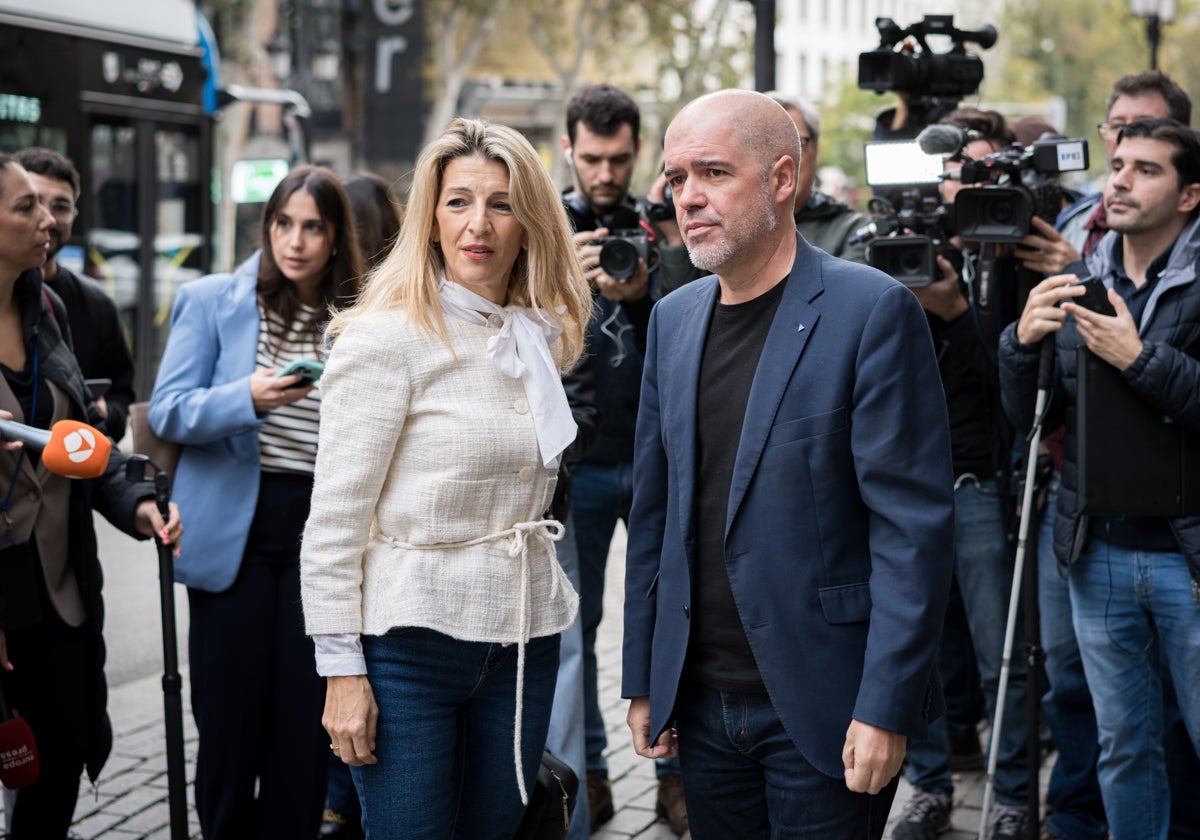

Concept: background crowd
[[0, 49, 1198, 840]]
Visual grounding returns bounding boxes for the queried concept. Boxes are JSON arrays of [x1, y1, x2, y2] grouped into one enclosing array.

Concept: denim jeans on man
[[1070, 537, 1200, 840], [545, 514, 590, 840], [904, 478, 1030, 806], [1036, 475, 1107, 840], [571, 461, 682, 782], [675, 680, 896, 838], [350, 628, 559, 840]]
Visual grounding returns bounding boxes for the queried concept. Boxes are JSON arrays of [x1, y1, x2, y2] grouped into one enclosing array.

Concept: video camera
[[856, 190, 956, 288], [917, 124, 1090, 242], [858, 15, 996, 103]]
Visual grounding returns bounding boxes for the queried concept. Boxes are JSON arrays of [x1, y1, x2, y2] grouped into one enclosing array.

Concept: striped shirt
[[255, 301, 323, 474]]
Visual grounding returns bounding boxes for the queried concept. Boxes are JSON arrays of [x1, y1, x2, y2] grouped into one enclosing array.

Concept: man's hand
[[0, 629, 10, 672], [842, 720, 906, 795], [134, 499, 184, 558], [647, 173, 684, 247], [627, 696, 677, 759], [1013, 217, 1082, 277], [326, 675, 379, 766], [910, 255, 969, 321], [1015, 273, 1084, 345], [1064, 289, 1143, 371], [574, 228, 650, 303]]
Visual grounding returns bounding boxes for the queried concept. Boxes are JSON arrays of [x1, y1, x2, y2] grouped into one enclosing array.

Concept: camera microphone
[[916, 124, 969, 157], [853, 217, 900, 244], [0, 683, 39, 790], [0, 418, 112, 479]]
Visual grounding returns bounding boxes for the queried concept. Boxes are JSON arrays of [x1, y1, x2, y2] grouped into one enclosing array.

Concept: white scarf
[[437, 278, 575, 467]]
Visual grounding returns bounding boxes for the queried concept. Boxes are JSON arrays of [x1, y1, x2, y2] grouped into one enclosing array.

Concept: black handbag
[[513, 749, 578, 840]]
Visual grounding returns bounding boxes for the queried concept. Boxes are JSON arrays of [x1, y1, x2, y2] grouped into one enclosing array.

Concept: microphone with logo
[[0, 682, 39, 789], [0, 418, 111, 480]]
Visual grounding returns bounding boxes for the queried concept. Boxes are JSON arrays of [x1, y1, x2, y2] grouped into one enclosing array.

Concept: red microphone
[[0, 418, 111, 479], [0, 684, 39, 790]]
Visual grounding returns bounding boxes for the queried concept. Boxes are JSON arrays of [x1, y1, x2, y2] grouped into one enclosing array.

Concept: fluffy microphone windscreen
[[0, 715, 39, 789], [41, 420, 111, 479]]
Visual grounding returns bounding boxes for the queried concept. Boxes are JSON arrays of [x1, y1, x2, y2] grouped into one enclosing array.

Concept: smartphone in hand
[[1070, 275, 1117, 316], [275, 359, 325, 388]]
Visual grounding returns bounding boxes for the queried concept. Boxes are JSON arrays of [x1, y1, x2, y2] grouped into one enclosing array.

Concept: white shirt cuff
[[312, 632, 367, 676]]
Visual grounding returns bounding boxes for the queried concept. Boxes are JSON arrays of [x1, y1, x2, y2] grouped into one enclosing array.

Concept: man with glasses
[[13, 147, 135, 441], [769, 95, 870, 264], [1020, 71, 1192, 274]]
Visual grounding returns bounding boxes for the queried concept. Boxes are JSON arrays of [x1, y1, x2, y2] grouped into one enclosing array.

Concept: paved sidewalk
[[6, 524, 1047, 839]]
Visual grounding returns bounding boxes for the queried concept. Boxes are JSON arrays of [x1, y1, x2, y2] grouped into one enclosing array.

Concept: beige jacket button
[[518, 466, 534, 481], [514, 398, 529, 414]]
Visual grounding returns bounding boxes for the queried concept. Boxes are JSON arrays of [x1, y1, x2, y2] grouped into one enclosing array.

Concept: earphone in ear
[[565, 149, 575, 170]]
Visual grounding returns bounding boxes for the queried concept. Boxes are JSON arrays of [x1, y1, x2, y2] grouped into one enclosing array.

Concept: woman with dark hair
[[0, 154, 182, 838], [342, 173, 402, 269], [149, 165, 363, 840]]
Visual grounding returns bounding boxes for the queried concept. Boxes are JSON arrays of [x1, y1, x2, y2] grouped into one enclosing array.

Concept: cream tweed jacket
[[300, 310, 578, 642]]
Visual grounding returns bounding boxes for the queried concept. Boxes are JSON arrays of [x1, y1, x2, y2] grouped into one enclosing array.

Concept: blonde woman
[[301, 118, 591, 839]]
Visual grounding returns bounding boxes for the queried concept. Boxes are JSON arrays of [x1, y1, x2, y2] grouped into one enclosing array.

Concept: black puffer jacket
[[0, 269, 154, 783], [998, 215, 1200, 580]]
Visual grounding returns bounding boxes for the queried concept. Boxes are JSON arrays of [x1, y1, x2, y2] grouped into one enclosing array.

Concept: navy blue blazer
[[622, 234, 955, 778]]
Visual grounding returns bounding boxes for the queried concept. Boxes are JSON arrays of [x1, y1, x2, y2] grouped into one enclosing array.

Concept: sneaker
[[891, 790, 952, 840], [587, 772, 614, 831], [655, 773, 689, 835], [989, 803, 1030, 840]]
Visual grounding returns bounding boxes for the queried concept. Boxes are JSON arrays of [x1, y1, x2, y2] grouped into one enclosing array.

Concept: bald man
[[621, 90, 955, 837]]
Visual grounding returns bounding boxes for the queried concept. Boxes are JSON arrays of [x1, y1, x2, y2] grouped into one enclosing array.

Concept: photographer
[[555, 83, 701, 837], [1000, 118, 1200, 840], [891, 109, 1033, 840]]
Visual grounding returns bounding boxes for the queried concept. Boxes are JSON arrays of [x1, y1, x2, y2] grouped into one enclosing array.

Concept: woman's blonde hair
[[328, 118, 591, 371]]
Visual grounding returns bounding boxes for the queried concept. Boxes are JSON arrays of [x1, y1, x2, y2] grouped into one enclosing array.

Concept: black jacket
[[999, 216, 1200, 579], [0, 269, 154, 783], [44, 264, 136, 441]]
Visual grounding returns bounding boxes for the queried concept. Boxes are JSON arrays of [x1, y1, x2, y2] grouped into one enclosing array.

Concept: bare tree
[[424, 0, 508, 144]]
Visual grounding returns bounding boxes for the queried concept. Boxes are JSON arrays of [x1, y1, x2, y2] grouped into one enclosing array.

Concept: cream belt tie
[[383, 518, 566, 803]]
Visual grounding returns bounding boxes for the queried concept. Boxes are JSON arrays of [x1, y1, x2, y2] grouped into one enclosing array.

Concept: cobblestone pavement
[[5, 525, 1047, 839]]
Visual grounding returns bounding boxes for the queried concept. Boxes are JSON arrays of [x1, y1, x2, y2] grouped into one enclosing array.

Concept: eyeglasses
[[46, 199, 76, 217], [1097, 121, 1128, 141]]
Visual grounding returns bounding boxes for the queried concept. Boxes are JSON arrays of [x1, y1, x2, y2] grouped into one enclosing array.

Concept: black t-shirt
[[686, 277, 787, 692]]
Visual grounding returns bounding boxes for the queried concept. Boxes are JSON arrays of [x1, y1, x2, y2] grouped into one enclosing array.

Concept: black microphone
[[916, 124, 968, 157], [0, 683, 39, 789]]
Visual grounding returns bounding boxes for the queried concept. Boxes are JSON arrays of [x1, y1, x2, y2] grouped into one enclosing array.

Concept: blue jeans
[[1070, 537, 1200, 840], [571, 462, 682, 782], [1037, 476, 1106, 840], [351, 628, 560, 840], [545, 514, 590, 840], [675, 681, 896, 838], [905, 478, 1029, 806]]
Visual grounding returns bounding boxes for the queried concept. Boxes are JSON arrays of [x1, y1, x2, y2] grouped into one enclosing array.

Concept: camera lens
[[988, 199, 1015, 224], [599, 239, 639, 280]]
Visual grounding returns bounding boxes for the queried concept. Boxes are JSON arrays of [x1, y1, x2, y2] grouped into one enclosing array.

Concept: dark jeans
[[351, 628, 560, 840], [569, 461, 632, 776], [675, 680, 896, 839], [188, 471, 328, 840]]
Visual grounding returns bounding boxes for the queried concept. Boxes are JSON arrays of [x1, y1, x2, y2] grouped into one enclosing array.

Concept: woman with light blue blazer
[[149, 166, 363, 840]]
